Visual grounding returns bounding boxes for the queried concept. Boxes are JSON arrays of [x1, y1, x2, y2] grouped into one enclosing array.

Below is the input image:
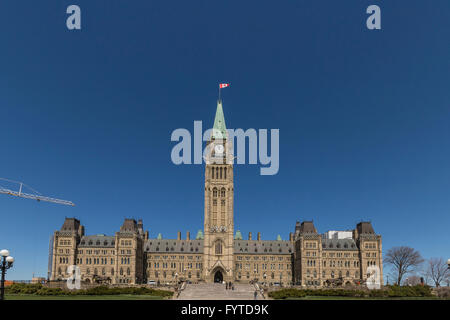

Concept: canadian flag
[[219, 83, 230, 89]]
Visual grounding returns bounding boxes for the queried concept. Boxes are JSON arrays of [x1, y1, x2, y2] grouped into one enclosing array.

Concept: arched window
[[215, 241, 223, 255], [127, 268, 131, 275], [212, 167, 215, 179], [120, 268, 123, 275], [213, 188, 218, 197], [224, 167, 227, 179], [221, 188, 226, 197]]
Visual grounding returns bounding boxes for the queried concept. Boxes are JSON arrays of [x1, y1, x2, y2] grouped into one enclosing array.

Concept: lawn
[[5, 294, 167, 300]]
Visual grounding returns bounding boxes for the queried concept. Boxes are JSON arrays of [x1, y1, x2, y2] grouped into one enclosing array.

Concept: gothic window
[[221, 188, 226, 197], [212, 167, 215, 179], [224, 167, 227, 179], [127, 268, 131, 275], [215, 241, 223, 255], [220, 167, 223, 179], [120, 268, 123, 275], [213, 188, 218, 197]]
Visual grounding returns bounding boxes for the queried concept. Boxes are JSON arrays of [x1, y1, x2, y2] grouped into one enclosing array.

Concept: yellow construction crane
[[0, 178, 75, 206]]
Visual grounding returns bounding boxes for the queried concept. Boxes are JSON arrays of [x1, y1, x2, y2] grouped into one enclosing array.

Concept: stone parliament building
[[49, 100, 383, 287]]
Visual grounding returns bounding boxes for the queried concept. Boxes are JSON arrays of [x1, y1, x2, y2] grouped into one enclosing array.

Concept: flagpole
[[218, 86, 221, 102]]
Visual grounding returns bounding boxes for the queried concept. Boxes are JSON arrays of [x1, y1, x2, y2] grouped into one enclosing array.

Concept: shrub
[[269, 285, 433, 299], [36, 287, 65, 296], [6, 283, 42, 294]]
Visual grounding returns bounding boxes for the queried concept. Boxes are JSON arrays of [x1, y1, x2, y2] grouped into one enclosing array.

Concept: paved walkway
[[177, 283, 262, 300]]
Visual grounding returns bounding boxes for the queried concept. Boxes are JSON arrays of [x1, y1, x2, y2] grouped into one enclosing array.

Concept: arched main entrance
[[214, 270, 223, 283]]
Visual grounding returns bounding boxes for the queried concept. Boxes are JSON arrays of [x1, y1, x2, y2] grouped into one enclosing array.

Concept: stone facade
[[49, 99, 382, 287]]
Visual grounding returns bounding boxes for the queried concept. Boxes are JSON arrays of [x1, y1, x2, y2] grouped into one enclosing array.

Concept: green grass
[[5, 294, 167, 300]]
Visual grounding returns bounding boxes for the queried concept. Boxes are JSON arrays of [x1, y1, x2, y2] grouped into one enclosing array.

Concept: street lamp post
[[0, 249, 14, 300]]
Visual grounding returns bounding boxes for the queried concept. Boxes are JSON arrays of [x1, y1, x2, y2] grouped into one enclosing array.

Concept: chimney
[[186, 231, 190, 240], [78, 225, 85, 237], [248, 232, 252, 240], [177, 231, 181, 240], [257, 232, 261, 241]]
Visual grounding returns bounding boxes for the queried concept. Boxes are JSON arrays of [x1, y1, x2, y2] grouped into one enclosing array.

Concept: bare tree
[[384, 246, 424, 285], [404, 275, 422, 286], [425, 258, 450, 287]]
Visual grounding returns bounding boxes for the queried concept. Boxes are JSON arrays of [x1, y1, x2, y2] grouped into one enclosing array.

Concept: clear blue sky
[[1, 1, 449, 280]]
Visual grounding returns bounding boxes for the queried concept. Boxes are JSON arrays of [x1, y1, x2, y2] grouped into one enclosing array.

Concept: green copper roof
[[157, 233, 162, 240], [212, 100, 227, 140], [276, 234, 282, 241], [234, 230, 243, 240], [195, 230, 204, 240]]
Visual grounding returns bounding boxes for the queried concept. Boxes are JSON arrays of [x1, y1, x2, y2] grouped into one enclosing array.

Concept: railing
[[253, 282, 266, 300], [174, 281, 187, 299]]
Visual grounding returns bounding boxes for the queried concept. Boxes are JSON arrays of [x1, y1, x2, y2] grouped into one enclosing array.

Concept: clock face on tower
[[214, 144, 224, 155]]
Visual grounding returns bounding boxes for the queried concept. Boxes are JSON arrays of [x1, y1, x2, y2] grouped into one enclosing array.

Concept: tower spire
[[212, 99, 227, 140]]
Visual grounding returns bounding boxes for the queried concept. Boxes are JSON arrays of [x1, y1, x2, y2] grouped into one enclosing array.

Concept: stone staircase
[[177, 283, 263, 300]]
